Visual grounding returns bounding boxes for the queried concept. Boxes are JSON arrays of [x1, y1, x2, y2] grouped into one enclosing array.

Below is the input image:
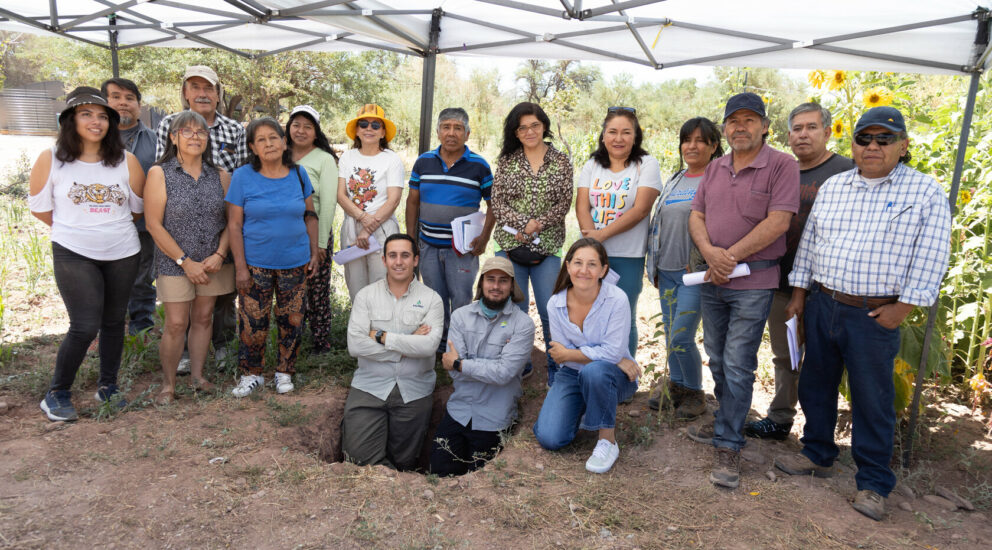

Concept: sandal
[[192, 379, 216, 393], [156, 390, 175, 405]]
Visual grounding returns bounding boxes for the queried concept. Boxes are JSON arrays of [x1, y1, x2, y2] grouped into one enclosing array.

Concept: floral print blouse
[[491, 144, 573, 256]]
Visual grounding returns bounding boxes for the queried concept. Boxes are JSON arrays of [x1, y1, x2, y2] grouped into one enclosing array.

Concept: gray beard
[[481, 296, 510, 311]]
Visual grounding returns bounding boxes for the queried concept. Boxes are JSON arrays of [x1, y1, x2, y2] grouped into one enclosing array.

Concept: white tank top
[[27, 148, 142, 261]]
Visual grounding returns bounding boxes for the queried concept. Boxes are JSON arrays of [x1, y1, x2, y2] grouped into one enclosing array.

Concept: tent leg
[[109, 14, 120, 78], [901, 71, 981, 468], [417, 9, 442, 154]]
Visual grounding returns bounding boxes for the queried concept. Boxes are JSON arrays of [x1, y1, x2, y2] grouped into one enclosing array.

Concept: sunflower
[[863, 86, 894, 108], [960, 189, 972, 204], [894, 358, 912, 375], [831, 119, 847, 138], [808, 70, 826, 89], [827, 70, 847, 90]]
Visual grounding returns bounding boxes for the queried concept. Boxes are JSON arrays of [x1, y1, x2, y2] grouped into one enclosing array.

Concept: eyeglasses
[[516, 122, 543, 135], [607, 106, 636, 114], [357, 119, 383, 130], [853, 133, 900, 146], [176, 128, 208, 139]]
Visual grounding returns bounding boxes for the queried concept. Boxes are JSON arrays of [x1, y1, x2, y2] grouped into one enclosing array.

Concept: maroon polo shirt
[[691, 143, 799, 290]]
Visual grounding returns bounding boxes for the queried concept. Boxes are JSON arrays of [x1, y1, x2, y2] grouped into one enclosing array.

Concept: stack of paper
[[332, 235, 381, 265], [452, 212, 487, 254]]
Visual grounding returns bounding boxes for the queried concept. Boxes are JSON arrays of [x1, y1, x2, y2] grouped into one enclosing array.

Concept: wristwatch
[[176, 254, 189, 266], [453, 358, 462, 372], [375, 330, 385, 345]]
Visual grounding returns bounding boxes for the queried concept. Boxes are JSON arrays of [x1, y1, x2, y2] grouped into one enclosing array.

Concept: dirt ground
[[1, 136, 991, 549]]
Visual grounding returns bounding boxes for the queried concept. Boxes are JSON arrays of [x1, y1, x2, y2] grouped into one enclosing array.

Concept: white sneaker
[[231, 375, 264, 398], [585, 439, 620, 474], [176, 357, 190, 374], [274, 373, 294, 394]]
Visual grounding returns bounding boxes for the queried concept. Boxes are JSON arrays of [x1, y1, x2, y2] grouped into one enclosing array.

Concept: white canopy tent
[[2, 0, 991, 464]]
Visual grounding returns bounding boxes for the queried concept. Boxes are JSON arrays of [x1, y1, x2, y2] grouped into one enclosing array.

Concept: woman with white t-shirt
[[645, 117, 723, 419], [575, 107, 662, 357], [28, 86, 146, 422], [336, 104, 404, 300]]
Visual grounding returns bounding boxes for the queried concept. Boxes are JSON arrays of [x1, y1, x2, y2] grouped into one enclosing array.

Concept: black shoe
[[744, 417, 791, 440], [94, 384, 128, 410], [40, 390, 78, 422]]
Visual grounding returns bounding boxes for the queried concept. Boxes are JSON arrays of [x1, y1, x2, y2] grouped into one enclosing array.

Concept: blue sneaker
[[94, 384, 128, 410], [40, 390, 78, 422], [521, 363, 534, 380]]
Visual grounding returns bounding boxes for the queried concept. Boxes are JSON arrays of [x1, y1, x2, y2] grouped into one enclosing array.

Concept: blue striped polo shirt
[[409, 145, 493, 248]]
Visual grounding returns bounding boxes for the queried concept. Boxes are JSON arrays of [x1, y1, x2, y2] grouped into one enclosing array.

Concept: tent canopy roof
[[1, 1, 990, 75]]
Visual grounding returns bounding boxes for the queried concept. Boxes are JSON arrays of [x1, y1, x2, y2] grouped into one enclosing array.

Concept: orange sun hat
[[345, 104, 397, 143]]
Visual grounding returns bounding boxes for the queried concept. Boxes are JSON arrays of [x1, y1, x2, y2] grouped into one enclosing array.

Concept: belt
[[816, 283, 897, 309]]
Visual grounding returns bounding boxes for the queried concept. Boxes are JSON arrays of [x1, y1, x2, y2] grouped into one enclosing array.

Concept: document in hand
[[332, 234, 381, 265], [681, 263, 751, 286], [501, 225, 541, 245], [451, 211, 487, 254], [786, 314, 803, 371]]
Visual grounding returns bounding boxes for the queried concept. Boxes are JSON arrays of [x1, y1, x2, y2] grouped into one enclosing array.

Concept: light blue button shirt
[[547, 282, 634, 371]]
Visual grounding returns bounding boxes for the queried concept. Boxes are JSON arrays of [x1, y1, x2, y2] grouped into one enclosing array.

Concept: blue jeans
[[127, 231, 157, 335], [496, 251, 560, 385], [533, 362, 638, 450], [419, 242, 478, 352], [699, 285, 774, 451], [657, 269, 703, 390], [609, 256, 644, 357], [799, 288, 900, 497]]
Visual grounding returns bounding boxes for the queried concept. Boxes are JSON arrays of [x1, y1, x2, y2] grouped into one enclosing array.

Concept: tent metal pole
[[901, 70, 981, 468], [109, 14, 119, 78], [49, 0, 58, 28], [418, 9, 442, 154]]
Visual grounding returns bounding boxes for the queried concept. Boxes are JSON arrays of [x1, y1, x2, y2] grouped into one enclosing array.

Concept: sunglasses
[[607, 106, 636, 114], [853, 133, 900, 146], [357, 119, 384, 130], [175, 128, 208, 139]]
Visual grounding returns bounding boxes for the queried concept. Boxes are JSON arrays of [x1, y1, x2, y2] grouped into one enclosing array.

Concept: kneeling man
[[343, 234, 443, 470], [430, 257, 535, 476]]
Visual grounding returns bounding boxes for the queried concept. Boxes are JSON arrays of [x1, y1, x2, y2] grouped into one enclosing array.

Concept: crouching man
[[342, 234, 444, 470], [430, 257, 535, 476]]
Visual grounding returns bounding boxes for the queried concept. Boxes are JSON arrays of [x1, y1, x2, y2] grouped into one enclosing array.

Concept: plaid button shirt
[[155, 110, 247, 172], [789, 163, 951, 306]]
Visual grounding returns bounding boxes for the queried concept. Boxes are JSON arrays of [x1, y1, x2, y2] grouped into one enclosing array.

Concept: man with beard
[[102, 78, 158, 336], [429, 256, 535, 476], [154, 65, 245, 368], [342, 234, 444, 470], [687, 92, 799, 489]]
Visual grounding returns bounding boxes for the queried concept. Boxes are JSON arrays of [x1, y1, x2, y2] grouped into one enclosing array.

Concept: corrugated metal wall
[[0, 82, 63, 136]]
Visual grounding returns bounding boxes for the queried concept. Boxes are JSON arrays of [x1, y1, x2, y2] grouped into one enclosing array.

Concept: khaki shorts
[[157, 263, 235, 302]]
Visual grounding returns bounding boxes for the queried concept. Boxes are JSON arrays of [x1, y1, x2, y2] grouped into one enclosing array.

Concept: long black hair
[[286, 111, 338, 161], [498, 102, 553, 160], [55, 105, 125, 167], [590, 110, 648, 169], [246, 117, 294, 171], [678, 117, 724, 171], [155, 110, 216, 168]]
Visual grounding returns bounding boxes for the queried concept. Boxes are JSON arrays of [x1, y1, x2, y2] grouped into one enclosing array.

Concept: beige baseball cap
[[475, 256, 525, 303], [183, 65, 219, 86]]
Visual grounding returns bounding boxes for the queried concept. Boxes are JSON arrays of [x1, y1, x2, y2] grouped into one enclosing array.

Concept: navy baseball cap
[[723, 92, 766, 121], [854, 106, 906, 134]]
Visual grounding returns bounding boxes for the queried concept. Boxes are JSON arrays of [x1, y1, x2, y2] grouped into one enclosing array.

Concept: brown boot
[[648, 380, 682, 411], [675, 389, 706, 420]]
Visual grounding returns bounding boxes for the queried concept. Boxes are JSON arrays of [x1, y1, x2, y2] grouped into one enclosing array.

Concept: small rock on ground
[[898, 501, 913, 512], [936, 486, 975, 511], [765, 470, 777, 482], [922, 494, 958, 512], [893, 483, 915, 499], [627, 410, 642, 418], [0, 401, 8, 413], [423, 489, 435, 500], [599, 528, 612, 539]]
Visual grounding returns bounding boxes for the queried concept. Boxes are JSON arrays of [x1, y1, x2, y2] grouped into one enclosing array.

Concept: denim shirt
[[547, 282, 633, 371], [446, 300, 535, 431]]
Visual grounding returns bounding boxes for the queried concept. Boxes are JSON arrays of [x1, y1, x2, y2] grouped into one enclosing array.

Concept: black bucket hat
[[58, 86, 120, 126]]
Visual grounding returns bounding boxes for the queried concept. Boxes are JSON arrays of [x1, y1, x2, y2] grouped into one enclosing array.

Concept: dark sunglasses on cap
[[357, 119, 384, 130], [607, 106, 636, 114], [853, 133, 900, 146]]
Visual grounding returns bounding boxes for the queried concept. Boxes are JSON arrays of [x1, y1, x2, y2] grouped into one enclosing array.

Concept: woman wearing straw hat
[[28, 86, 146, 421], [336, 104, 404, 300], [287, 105, 339, 354]]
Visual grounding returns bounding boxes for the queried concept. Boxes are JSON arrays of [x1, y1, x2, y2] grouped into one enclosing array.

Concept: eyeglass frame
[[173, 127, 209, 139], [516, 121, 544, 136]]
